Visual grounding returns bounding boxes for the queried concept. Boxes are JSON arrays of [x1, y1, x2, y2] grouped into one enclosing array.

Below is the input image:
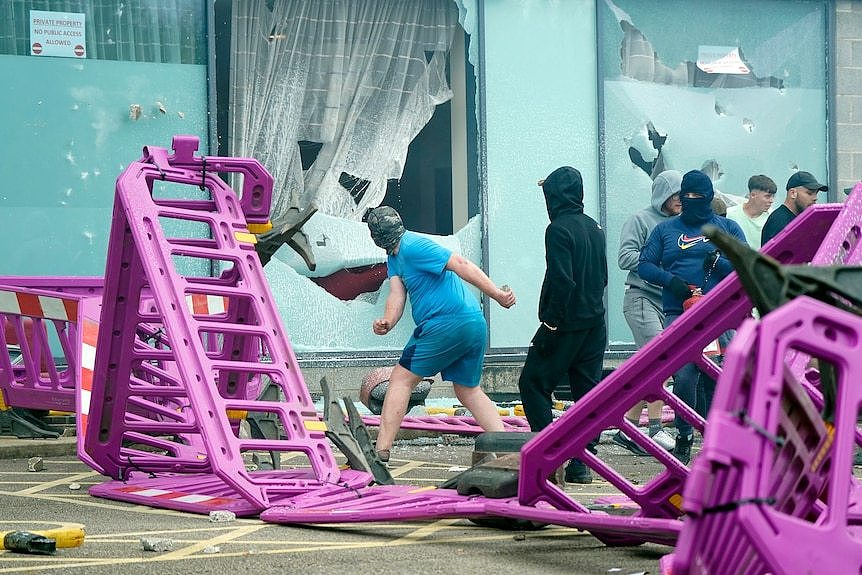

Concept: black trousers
[[517, 322, 608, 433]]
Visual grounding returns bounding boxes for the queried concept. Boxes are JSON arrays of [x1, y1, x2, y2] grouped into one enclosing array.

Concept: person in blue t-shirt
[[365, 207, 516, 463], [638, 169, 746, 465]]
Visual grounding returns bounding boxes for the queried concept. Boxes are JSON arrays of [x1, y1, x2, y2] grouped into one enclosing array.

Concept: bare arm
[[372, 275, 407, 335], [445, 253, 516, 308]]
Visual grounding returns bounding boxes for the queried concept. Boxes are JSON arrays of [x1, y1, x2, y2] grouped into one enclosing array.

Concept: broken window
[[600, 0, 828, 346], [222, 0, 478, 352]]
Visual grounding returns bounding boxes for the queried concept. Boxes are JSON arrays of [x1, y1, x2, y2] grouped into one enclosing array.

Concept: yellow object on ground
[[0, 523, 85, 549], [425, 407, 462, 416], [513, 405, 524, 416]]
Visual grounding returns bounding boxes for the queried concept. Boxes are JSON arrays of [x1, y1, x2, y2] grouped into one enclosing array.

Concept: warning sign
[[30, 10, 86, 59], [696, 45, 749, 75]]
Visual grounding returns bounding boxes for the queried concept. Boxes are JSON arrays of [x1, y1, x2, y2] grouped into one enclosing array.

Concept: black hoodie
[[538, 166, 608, 330]]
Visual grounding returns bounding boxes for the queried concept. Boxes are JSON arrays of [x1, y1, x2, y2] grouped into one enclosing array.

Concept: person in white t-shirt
[[725, 174, 776, 248]]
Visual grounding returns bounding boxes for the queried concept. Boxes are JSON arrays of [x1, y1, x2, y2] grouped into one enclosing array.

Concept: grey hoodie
[[617, 170, 682, 299]]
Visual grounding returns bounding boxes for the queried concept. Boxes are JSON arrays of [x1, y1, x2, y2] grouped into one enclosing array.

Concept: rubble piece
[[208, 510, 236, 523], [27, 457, 44, 472], [140, 537, 174, 552], [202, 545, 221, 554], [68, 483, 81, 490]]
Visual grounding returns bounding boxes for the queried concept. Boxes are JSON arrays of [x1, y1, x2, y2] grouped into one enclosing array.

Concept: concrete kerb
[[0, 436, 78, 460]]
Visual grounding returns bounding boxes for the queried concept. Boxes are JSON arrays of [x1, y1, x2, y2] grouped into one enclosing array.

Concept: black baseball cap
[[786, 171, 828, 192]]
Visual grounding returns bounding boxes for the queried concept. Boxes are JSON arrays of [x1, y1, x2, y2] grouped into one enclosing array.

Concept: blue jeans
[[665, 313, 699, 439]]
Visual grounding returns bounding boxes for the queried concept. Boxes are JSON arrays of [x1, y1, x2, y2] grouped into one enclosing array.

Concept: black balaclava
[[541, 166, 585, 221], [679, 169, 715, 226], [366, 206, 406, 254]]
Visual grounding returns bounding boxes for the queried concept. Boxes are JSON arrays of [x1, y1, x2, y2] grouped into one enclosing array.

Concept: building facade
[[0, 0, 856, 396]]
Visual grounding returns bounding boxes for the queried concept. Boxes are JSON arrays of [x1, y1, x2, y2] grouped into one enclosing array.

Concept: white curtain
[[228, 0, 458, 225]]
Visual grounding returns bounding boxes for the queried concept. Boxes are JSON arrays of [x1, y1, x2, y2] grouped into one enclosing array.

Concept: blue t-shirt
[[387, 231, 480, 326]]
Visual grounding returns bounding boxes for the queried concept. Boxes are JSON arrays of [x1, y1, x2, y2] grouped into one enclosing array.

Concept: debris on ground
[[209, 510, 236, 523], [140, 537, 174, 552], [27, 457, 44, 472], [1, 531, 56, 554]]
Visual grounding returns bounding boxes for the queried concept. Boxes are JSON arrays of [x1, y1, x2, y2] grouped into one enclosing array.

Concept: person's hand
[[493, 285, 516, 308], [703, 250, 720, 273], [531, 323, 559, 357], [668, 276, 693, 301], [372, 318, 392, 335]]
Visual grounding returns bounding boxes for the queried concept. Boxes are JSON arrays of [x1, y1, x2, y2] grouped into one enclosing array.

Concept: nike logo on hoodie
[[678, 234, 709, 250]]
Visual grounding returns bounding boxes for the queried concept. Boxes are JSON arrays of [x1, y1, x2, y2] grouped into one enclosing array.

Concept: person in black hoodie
[[517, 166, 608, 484]]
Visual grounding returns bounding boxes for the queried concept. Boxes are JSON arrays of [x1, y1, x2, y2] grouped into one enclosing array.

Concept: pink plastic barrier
[[80, 136, 371, 515], [0, 284, 87, 412], [668, 297, 862, 574], [262, 193, 860, 545]]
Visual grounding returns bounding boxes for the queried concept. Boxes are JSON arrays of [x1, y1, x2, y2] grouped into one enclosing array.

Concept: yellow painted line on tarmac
[[0, 489, 196, 519], [157, 524, 267, 559], [386, 518, 461, 545], [14, 472, 99, 495], [387, 460, 425, 477], [86, 526, 261, 539], [0, 524, 590, 573]]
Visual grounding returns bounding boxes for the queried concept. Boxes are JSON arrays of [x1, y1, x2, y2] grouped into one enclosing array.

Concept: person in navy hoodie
[[638, 169, 746, 464]]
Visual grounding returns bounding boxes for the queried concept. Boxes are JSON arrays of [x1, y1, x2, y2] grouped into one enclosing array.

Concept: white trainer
[[649, 428, 676, 451]]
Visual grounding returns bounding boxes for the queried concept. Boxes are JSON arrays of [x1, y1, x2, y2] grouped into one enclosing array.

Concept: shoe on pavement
[[564, 460, 593, 484], [649, 428, 676, 451], [612, 430, 648, 456], [673, 434, 692, 465]]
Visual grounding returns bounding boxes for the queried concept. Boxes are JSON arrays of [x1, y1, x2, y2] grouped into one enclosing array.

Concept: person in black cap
[[517, 166, 608, 484], [761, 171, 828, 246], [365, 206, 516, 464]]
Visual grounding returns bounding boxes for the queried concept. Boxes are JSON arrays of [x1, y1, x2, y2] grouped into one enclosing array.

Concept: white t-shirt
[[726, 203, 770, 248]]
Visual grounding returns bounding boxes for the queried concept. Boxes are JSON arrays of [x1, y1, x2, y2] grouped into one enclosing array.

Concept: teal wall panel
[[0, 55, 208, 276]]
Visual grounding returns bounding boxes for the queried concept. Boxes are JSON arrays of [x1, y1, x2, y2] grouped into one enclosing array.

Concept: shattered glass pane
[[600, 0, 827, 345]]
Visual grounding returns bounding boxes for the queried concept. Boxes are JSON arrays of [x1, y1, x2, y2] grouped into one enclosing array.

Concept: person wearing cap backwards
[[761, 171, 828, 246], [638, 170, 746, 465], [517, 166, 608, 484], [365, 206, 516, 464]]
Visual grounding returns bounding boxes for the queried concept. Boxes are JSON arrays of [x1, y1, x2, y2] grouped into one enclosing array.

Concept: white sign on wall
[[30, 10, 86, 58], [696, 45, 749, 75]]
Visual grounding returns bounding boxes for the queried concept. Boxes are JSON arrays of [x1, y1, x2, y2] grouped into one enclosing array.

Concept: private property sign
[[30, 10, 86, 58]]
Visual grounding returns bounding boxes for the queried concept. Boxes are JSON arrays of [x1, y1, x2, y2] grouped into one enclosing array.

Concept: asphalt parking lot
[[0, 434, 670, 575]]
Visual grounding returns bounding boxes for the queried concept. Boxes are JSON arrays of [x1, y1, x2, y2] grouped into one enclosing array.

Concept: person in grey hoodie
[[614, 170, 682, 455]]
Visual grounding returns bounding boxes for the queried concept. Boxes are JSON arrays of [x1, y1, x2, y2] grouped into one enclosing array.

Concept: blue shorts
[[399, 313, 487, 387]]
